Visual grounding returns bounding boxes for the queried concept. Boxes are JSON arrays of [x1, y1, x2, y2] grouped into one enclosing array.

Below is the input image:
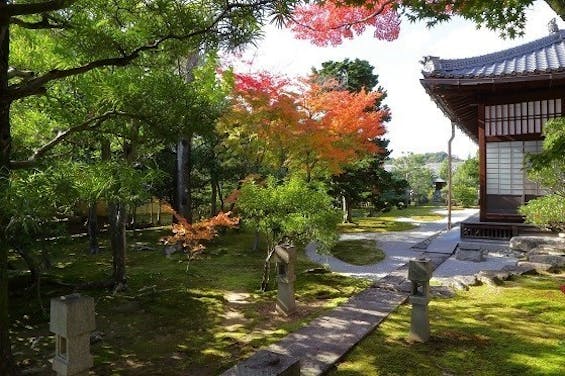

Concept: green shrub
[[452, 185, 478, 207], [519, 194, 565, 232]]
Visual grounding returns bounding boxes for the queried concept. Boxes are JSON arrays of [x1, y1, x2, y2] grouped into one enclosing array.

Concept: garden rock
[[90, 331, 104, 345], [163, 243, 183, 258], [430, 286, 455, 299], [476, 270, 510, 286], [510, 236, 565, 253], [456, 243, 485, 262], [527, 246, 565, 267], [516, 261, 555, 273], [133, 245, 157, 252]]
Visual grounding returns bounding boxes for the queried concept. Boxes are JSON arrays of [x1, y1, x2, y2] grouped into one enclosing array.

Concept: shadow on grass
[[10, 228, 372, 375], [330, 274, 565, 376]]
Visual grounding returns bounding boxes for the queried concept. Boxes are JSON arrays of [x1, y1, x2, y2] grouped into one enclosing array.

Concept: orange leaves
[[220, 71, 388, 177], [163, 205, 239, 257]]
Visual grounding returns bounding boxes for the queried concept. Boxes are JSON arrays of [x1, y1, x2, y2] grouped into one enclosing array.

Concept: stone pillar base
[[408, 295, 430, 343]]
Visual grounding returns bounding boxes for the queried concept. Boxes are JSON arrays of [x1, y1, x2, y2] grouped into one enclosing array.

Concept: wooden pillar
[[478, 103, 487, 222], [447, 122, 455, 230]]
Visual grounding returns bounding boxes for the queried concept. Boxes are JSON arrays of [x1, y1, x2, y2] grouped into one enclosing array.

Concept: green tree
[[1, 2, 268, 369], [451, 156, 479, 207], [237, 176, 341, 291], [520, 117, 565, 232], [392, 153, 434, 205]]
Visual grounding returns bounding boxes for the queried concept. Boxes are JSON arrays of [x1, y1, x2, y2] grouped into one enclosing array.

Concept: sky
[[237, 0, 564, 159]]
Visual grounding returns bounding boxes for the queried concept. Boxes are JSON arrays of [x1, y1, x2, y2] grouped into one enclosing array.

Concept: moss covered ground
[[330, 273, 565, 376], [9, 228, 371, 375], [330, 240, 385, 266]]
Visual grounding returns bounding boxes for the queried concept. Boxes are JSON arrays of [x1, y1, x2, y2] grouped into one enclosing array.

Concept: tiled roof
[[422, 30, 565, 79]]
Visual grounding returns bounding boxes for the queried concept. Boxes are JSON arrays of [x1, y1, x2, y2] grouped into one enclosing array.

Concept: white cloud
[[236, 1, 563, 159]]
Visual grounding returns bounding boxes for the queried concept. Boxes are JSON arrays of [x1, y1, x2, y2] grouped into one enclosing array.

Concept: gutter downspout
[[447, 122, 456, 230]]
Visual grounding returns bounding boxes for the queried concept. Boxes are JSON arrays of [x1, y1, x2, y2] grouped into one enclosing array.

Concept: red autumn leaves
[[290, 0, 401, 46], [219, 71, 388, 178]]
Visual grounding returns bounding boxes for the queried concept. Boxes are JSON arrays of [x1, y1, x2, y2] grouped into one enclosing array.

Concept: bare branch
[[10, 14, 68, 29], [8, 67, 35, 80], [9, 110, 143, 169], [2, 1, 77, 17]]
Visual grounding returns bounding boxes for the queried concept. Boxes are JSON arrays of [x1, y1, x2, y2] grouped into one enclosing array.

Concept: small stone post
[[408, 258, 433, 343], [274, 244, 297, 316], [50, 293, 95, 376]]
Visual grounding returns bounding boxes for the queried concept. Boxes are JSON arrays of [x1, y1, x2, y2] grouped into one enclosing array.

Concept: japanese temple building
[[421, 27, 565, 239]]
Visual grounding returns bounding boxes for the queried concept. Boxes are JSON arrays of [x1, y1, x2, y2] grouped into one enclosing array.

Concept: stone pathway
[[306, 208, 478, 280], [222, 208, 487, 376]]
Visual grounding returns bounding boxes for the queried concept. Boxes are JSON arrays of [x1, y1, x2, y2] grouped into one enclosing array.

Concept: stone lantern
[[50, 293, 95, 376], [274, 244, 297, 316], [408, 258, 433, 343]]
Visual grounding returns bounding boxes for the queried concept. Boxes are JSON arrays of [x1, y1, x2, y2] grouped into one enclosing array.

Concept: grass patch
[[339, 206, 444, 233], [9, 227, 371, 375], [330, 274, 565, 376], [330, 240, 385, 266]]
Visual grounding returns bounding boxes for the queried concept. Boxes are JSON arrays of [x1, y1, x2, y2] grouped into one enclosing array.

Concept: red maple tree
[[162, 205, 239, 269], [220, 71, 388, 179]]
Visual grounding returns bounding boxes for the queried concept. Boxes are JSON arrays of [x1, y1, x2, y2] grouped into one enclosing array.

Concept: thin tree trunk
[[150, 197, 154, 225], [130, 205, 136, 228], [217, 181, 225, 212], [109, 202, 127, 289], [87, 201, 100, 254], [15, 248, 39, 284], [260, 246, 277, 292], [346, 198, 353, 223], [186, 136, 193, 223], [210, 174, 218, 217], [342, 196, 348, 223], [0, 10, 18, 374], [175, 137, 193, 222], [156, 199, 162, 225], [252, 229, 260, 252]]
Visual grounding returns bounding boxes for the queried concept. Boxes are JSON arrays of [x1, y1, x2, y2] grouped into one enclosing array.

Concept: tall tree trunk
[[217, 181, 225, 212], [210, 174, 218, 217], [341, 196, 353, 223], [186, 136, 193, 223], [150, 198, 154, 225], [346, 198, 353, 223], [0, 11, 17, 374], [175, 137, 193, 222], [87, 201, 100, 254], [109, 202, 127, 289], [156, 199, 162, 225]]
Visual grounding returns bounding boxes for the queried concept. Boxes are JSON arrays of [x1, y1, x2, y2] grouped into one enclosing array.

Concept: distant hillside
[[384, 152, 464, 175], [419, 152, 462, 164]]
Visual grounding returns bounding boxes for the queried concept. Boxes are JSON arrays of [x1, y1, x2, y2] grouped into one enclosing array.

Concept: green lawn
[[9, 228, 371, 375], [330, 274, 565, 376], [330, 240, 385, 266], [338, 206, 444, 233]]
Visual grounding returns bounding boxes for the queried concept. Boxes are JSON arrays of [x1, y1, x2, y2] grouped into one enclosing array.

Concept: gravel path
[[306, 208, 484, 281]]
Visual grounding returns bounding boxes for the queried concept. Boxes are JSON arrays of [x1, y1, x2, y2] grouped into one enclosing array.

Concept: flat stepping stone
[[267, 288, 408, 376]]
